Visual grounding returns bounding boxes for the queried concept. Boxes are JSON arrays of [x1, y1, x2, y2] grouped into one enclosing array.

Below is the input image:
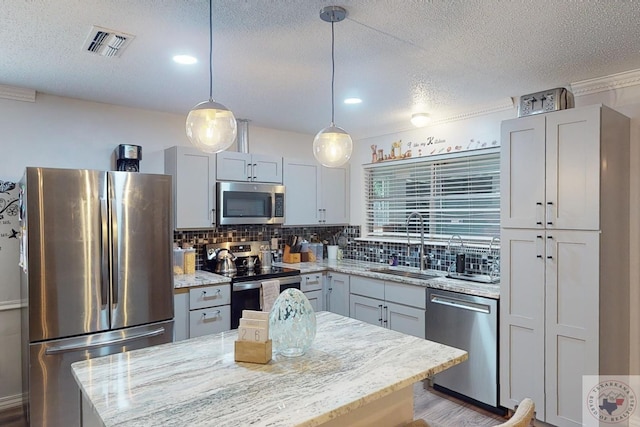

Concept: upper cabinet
[[501, 106, 603, 230], [164, 146, 217, 229], [216, 151, 283, 183], [283, 158, 349, 226]]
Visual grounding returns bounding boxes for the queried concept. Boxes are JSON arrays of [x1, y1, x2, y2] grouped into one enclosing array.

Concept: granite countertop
[[173, 270, 231, 289], [72, 312, 467, 427], [172, 260, 499, 299], [275, 259, 500, 300]]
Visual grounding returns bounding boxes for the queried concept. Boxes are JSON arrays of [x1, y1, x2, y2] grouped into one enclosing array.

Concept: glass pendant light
[[185, 0, 237, 153], [313, 6, 353, 168]]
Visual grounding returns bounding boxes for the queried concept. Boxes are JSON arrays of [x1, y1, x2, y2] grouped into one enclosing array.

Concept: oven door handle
[[233, 282, 262, 291]]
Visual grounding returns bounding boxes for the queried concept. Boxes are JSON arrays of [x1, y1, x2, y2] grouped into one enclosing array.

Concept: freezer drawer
[[426, 289, 499, 409], [26, 320, 173, 427]]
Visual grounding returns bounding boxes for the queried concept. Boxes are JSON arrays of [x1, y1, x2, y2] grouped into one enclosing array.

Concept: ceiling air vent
[[83, 26, 135, 58]]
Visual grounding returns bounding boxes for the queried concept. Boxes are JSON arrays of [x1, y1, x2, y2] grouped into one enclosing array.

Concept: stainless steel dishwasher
[[426, 288, 501, 412]]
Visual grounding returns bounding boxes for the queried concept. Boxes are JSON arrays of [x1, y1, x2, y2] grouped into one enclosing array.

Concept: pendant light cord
[[331, 19, 335, 125], [208, 0, 213, 102]]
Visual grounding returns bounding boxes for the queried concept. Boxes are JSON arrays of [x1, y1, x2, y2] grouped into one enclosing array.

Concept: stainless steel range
[[203, 241, 300, 328]]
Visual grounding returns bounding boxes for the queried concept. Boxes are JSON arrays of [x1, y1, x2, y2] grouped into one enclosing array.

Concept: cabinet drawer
[[301, 273, 323, 292], [384, 282, 426, 309], [189, 284, 231, 310], [189, 305, 231, 338], [350, 275, 385, 300]]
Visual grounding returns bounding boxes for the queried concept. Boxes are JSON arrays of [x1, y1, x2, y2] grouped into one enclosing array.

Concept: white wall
[[0, 93, 314, 409]]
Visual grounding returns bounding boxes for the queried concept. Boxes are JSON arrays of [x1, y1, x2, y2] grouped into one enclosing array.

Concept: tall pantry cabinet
[[499, 104, 630, 427]]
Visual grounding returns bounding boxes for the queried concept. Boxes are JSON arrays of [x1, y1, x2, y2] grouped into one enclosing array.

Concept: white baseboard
[[0, 300, 23, 312], [0, 393, 23, 412]]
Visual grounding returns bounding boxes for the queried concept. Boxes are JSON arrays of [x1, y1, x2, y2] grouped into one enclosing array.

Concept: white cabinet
[[188, 284, 231, 338], [325, 272, 350, 317], [283, 158, 349, 225], [216, 151, 282, 183], [283, 160, 320, 225], [164, 146, 216, 229], [499, 105, 630, 427], [501, 108, 600, 230], [173, 284, 231, 341], [349, 276, 426, 339], [301, 272, 324, 311], [320, 165, 350, 224]]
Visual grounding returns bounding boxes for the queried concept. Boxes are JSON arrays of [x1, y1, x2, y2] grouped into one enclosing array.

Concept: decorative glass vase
[[269, 288, 317, 357]]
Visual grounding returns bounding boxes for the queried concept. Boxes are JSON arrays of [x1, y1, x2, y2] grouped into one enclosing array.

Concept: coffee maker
[[115, 144, 142, 172]]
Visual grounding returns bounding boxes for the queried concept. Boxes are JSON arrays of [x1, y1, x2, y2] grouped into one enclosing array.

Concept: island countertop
[[72, 311, 467, 427]]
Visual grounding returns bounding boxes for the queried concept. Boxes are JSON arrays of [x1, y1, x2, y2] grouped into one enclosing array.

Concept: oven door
[[217, 181, 285, 225], [230, 276, 301, 328]]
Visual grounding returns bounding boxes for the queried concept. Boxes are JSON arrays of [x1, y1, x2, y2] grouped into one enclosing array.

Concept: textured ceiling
[[2, 1, 640, 139]]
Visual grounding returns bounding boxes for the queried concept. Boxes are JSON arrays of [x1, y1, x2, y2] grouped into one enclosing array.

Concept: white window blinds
[[364, 150, 500, 243]]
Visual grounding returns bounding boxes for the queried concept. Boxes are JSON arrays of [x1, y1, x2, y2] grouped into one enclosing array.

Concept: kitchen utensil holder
[[282, 245, 301, 263]]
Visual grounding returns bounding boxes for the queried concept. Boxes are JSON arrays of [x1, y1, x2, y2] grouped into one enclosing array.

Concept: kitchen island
[[72, 311, 467, 426]]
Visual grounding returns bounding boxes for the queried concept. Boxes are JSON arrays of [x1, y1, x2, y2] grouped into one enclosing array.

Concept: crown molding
[[0, 84, 36, 102], [571, 68, 640, 96]]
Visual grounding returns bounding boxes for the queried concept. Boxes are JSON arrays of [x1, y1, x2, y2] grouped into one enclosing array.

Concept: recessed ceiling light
[[411, 112, 431, 127], [173, 55, 197, 65], [344, 98, 362, 104]]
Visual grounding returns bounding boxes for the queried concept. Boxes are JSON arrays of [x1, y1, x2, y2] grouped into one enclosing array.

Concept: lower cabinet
[[325, 272, 350, 317], [349, 276, 426, 339], [173, 283, 231, 341], [301, 272, 324, 311]]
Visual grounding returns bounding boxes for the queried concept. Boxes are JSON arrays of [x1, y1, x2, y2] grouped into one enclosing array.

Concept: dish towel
[[260, 279, 280, 312]]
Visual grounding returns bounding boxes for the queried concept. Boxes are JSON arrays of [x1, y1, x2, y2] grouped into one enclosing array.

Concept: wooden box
[[234, 339, 272, 364]]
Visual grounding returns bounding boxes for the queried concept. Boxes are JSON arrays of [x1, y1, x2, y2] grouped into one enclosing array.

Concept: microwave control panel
[[274, 193, 284, 217]]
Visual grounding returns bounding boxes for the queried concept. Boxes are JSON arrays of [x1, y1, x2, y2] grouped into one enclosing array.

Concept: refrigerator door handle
[[100, 198, 109, 307], [45, 327, 166, 355], [110, 191, 119, 305]]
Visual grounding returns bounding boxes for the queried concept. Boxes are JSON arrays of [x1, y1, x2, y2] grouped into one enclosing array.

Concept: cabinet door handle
[[546, 201, 554, 226], [383, 305, 388, 326], [536, 235, 543, 259], [378, 304, 383, 323], [546, 235, 554, 260], [536, 202, 544, 227]]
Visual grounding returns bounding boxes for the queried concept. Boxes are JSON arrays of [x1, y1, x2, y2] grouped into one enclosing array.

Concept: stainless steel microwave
[[216, 181, 285, 225]]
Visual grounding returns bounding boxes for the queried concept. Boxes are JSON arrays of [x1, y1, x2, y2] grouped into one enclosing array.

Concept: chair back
[[495, 398, 535, 427]]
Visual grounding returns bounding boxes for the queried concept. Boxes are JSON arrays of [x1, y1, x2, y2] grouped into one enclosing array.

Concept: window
[[364, 150, 500, 243]]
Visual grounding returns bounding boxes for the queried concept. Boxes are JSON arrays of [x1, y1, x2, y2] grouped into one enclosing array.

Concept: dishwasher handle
[[429, 294, 491, 314]]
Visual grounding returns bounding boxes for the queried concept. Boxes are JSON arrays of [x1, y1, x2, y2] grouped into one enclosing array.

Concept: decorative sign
[[369, 137, 499, 163], [0, 180, 20, 301]]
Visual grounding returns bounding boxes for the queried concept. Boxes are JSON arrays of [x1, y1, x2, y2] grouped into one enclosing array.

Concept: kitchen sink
[[368, 267, 440, 281], [446, 272, 500, 284]]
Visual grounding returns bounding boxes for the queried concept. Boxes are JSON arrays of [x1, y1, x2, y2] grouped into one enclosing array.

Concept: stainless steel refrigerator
[[19, 167, 174, 427]]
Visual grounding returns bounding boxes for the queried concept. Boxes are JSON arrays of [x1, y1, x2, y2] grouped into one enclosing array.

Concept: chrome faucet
[[446, 234, 465, 274], [447, 234, 465, 253], [406, 211, 426, 271]]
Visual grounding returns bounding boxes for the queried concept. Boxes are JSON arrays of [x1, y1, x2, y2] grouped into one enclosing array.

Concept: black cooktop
[[203, 264, 300, 282]]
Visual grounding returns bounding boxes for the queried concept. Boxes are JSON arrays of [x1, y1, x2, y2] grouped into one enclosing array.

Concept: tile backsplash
[[174, 225, 499, 276]]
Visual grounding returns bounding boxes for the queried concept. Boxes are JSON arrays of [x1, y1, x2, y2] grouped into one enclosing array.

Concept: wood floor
[[0, 383, 507, 426], [413, 382, 507, 426]]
